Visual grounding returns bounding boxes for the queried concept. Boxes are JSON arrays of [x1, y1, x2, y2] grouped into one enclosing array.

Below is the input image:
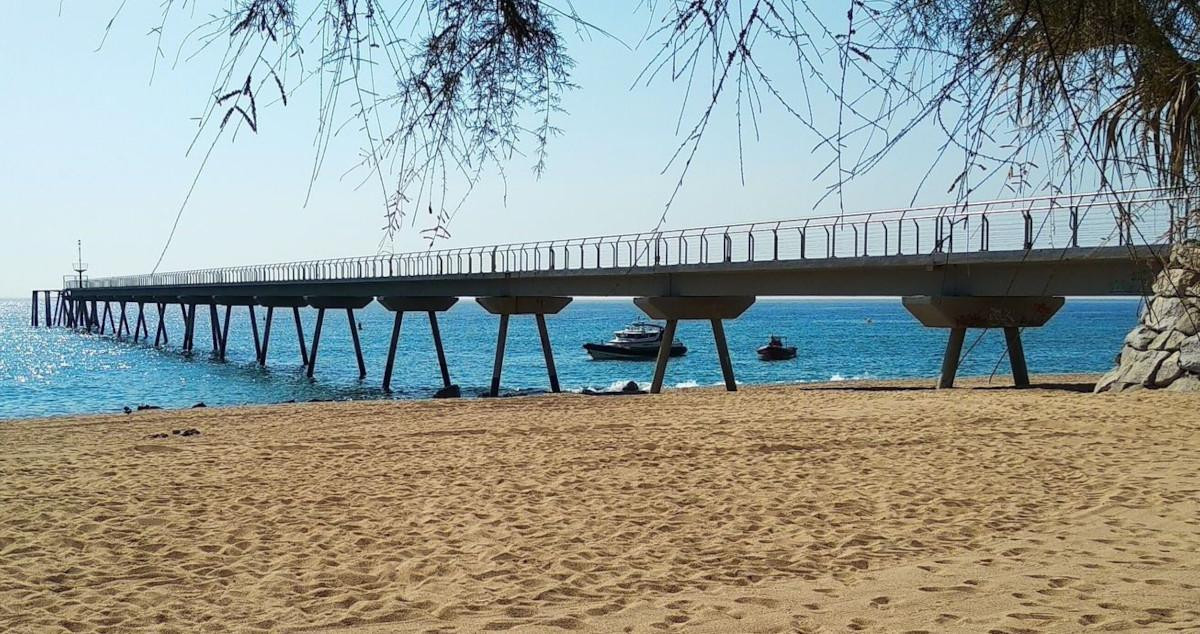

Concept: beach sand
[[2, 376, 1198, 632]]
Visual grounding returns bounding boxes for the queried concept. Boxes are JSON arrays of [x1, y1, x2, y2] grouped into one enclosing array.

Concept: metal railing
[[67, 187, 1195, 290]]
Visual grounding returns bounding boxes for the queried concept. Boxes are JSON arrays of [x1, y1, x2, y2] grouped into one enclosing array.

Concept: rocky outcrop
[[1097, 244, 1200, 392]]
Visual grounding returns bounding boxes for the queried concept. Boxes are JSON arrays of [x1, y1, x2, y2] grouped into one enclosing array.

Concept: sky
[[1, 2, 1034, 297]]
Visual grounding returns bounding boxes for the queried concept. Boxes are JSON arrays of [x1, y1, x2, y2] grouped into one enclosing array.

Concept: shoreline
[[3, 377, 1197, 632], [0, 372, 1103, 425]]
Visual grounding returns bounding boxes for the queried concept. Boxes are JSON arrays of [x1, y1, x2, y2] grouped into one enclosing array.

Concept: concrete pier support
[[303, 297, 373, 379], [117, 301, 130, 340], [212, 297, 260, 362], [376, 297, 459, 393], [902, 295, 1065, 388], [476, 296, 572, 397], [154, 302, 168, 347], [634, 296, 756, 393], [255, 297, 309, 367], [178, 300, 204, 354], [132, 302, 145, 342]]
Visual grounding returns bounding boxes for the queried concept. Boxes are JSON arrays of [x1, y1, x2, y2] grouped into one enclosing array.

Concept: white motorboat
[[584, 322, 687, 360]]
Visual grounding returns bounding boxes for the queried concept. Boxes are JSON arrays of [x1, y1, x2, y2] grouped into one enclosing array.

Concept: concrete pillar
[[939, 327, 966, 388], [650, 319, 679, 394], [476, 296, 573, 397], [117, 301, 130, 340], [1004, 327, 1030, 388], [634, 296, 756, 394], [902, 295, 1064, 388], [491, 314, 510, 397], [376, 297, 459, 393], [347, 308, 366, 379], [259, 306, 274, 365], [154, 302, 167, 347]]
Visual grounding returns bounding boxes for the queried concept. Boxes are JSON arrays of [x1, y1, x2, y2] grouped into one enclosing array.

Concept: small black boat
[[757, 335, 797, 361], [584, 322, 687, 360]]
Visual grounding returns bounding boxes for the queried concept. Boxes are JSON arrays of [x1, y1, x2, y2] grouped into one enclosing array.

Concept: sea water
[[0, 297, 1139, 420]]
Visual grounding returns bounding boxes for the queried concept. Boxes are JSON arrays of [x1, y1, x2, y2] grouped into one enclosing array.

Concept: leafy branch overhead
[[155, 0, 1200, 239]]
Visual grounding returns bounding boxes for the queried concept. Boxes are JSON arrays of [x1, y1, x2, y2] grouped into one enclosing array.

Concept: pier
[[36, 188, 1192, 392]]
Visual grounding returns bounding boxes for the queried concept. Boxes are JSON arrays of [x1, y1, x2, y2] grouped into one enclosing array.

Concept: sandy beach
[[2, 376, 1198, 632]]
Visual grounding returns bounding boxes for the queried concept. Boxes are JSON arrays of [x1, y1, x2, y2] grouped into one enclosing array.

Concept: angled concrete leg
[[185, 304, 197, 353], [219, 305, 232, 361], [307, 308, 325, 378], [650, 319, 679, 394], [155, 303, 166, 347], [711, 318, 737, 391], [134, 303, 146, 342], [536, 313, 560, 393], [99, 302, 110, 334], [293, 307, 309, 366], [209, 303, 221, 353], [117, 302, 129, 339], [347, 308, 366, 379], [429, 312, 451, 388], [382, 311, 403, 393], [490, 314, 510, 397], [1004, 327, 1030, 388], [938, 327, 966, 389], [259, 306, 274, 365], [248, 306, 261, 361]]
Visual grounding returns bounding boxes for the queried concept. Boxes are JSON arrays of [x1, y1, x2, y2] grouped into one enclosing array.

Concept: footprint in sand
[[869, 596, 890, 609], [733, 596, 780, 608]]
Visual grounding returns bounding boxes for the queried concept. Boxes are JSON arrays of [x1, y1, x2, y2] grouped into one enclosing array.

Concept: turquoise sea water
[[0, 297, 1138, 420]]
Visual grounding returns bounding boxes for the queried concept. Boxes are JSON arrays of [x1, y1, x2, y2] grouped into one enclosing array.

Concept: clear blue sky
[[1, 2, 1034, 296]]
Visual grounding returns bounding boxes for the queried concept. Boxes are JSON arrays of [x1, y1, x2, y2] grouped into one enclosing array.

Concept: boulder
[[1148, 351, 1184, 388], [433, 385, 462, 399], [1181, 337, 1200, 373], [1123, 325, 1159, 351], [1149, 329, 1185, 351], [1165, 373, 1200, 391], [1152, 267, 1200, 297], [1174, 312, 1200, 337]]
